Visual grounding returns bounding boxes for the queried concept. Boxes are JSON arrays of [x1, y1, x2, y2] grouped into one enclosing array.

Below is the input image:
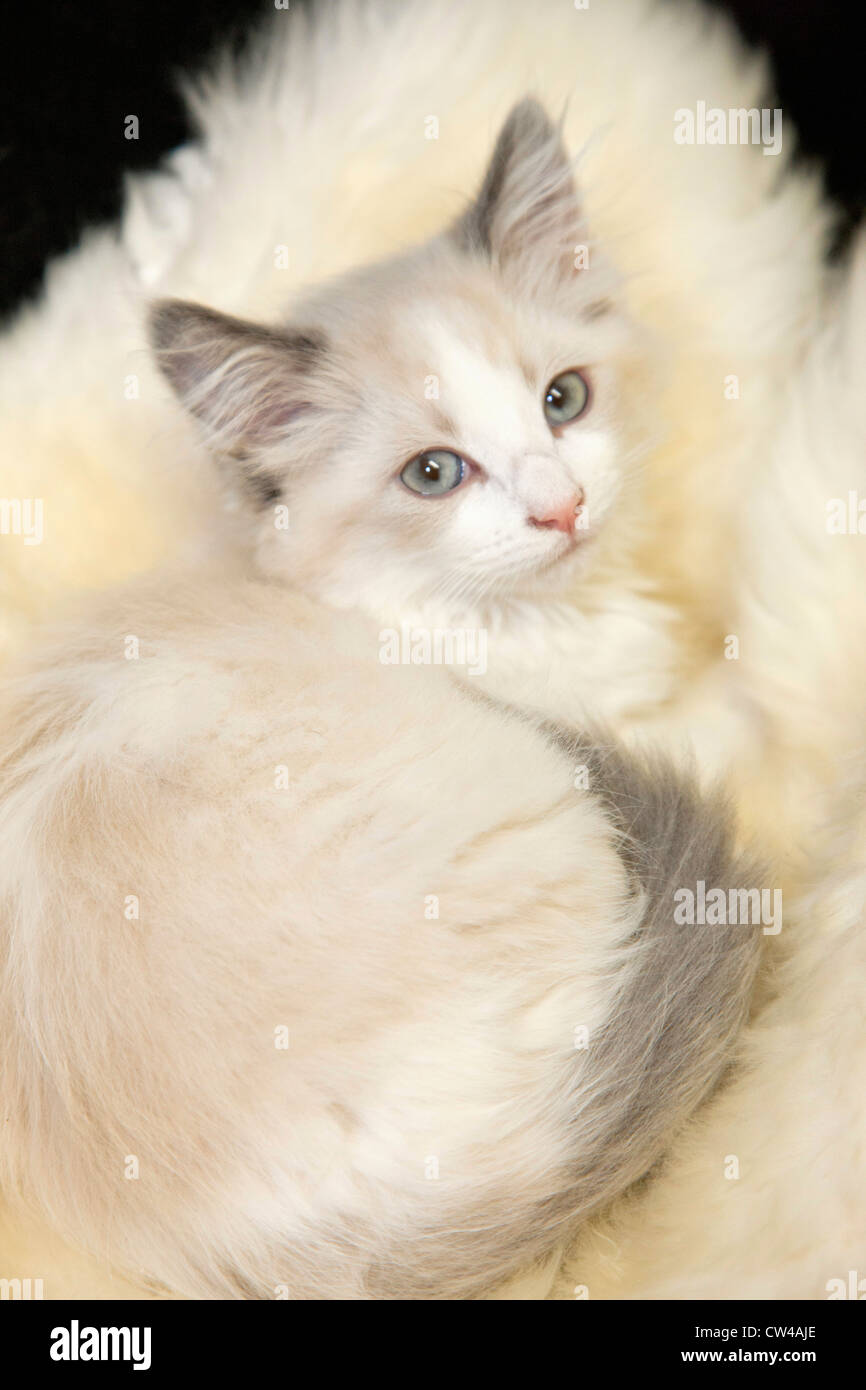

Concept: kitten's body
[[0, 577, 759, 1298]]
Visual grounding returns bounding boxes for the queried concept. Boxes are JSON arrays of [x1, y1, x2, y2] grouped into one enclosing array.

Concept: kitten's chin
[[515, 534, 596, 598]]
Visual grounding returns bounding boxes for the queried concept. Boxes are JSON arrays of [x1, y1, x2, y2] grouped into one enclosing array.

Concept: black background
[[11, 1297, 860, 1371], [1, 0, 863, 322]]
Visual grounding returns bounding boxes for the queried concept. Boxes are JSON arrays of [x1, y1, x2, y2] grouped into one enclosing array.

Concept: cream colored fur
[[0, 575, 763, 1298]]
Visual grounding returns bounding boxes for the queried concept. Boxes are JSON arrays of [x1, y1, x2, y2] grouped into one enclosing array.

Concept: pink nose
[[529, 490, 585, 535]]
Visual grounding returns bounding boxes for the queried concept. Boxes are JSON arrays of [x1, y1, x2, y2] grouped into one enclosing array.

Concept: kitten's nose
[[529, 490, 585, 535]]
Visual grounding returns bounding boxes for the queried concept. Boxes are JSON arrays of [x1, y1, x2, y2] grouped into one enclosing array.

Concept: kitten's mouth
[[540, 530, 592, 571], [520, 529, 595, 594]]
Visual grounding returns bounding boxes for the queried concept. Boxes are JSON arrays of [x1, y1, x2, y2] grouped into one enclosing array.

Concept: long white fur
[[0, 574, 765, 1298]]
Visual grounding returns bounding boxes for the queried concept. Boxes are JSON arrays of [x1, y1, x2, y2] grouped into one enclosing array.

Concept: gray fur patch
[[363, 728, 764, 1298], [148, 298, 326, 429], [149, 299, 325, 367], [245, 471, 283, 508], [549, 731, 764, 1209]]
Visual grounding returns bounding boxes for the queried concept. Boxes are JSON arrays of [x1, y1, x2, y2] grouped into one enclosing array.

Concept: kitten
[[0, 0, 855, 1306], [148, 99, 673, 728], [0, 575, 761, 1298]]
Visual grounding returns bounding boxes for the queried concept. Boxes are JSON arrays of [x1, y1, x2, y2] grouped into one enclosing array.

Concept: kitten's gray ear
[[453, 98, 581, 280], [148, 299, 326, 462]]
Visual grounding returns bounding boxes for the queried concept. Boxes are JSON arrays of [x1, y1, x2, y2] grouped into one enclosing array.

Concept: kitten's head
[[150, 99, 648, 620]]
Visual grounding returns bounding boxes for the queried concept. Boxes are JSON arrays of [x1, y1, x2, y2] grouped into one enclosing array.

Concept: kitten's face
[[151, 100, 643, 619]]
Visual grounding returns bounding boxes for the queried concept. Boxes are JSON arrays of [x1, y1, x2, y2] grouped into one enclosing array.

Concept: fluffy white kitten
[[149, 99, 672, 727], [0, 577, 760, 1298], [0, 75, 744, 1307]]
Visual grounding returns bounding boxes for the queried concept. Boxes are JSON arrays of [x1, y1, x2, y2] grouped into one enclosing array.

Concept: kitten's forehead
[[335, 270, 555, 413], [299, 230, 617, 394], [410, 307, 537, 440], [301, 263, 530, 433], [293, 241, 627, 463]]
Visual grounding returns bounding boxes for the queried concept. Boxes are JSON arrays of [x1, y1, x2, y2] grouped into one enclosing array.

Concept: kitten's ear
[[453, 98, 581, 285], [148, 299, 326, 458]]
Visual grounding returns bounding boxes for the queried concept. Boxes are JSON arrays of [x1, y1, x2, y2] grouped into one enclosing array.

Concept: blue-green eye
[[400, 449, 466, 496], [543, 370, 590, 427]]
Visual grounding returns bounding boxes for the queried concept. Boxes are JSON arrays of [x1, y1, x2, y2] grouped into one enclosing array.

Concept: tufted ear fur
[[148, 299, 332, 499], [452, 98, 583, 288]]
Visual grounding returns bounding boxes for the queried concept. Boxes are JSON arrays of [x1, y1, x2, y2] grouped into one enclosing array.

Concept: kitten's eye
[[543, 370, 590, 427], [400, 449, 466, 496]]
